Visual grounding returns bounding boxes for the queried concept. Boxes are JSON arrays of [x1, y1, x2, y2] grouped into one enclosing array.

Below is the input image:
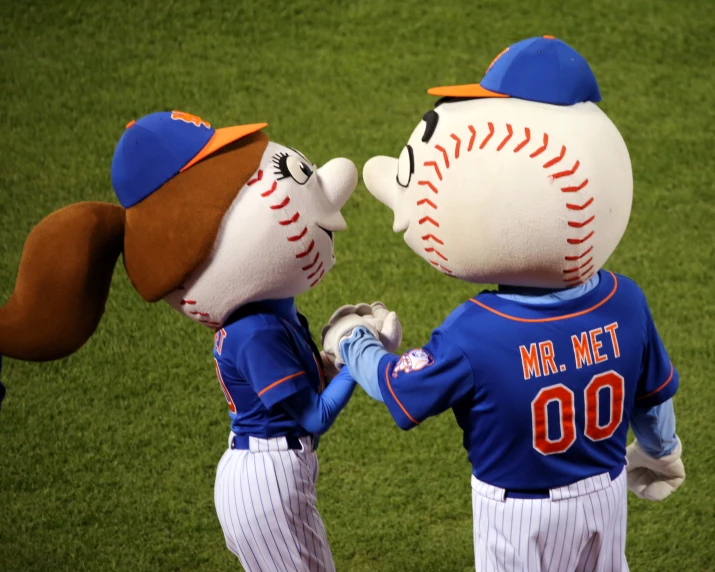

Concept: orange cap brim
[[181, 122, 268, 172], [427, 84, 509, 98]]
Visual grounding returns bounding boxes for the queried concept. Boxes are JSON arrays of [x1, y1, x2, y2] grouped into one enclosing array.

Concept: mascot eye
[[286, 155, 313, 184], [273, 152, 313, 185], [396, 145, 414, 188]]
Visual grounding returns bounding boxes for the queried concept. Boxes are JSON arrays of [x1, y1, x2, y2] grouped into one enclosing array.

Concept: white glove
[[368, 302, 402, 353], [626, 437, 685, 501], [321, 302, 402, 367]]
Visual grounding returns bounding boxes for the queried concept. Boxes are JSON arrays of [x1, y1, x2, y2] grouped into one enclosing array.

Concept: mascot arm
[[280, 367, 356, 435], [630, 398, 678, 458], [340, 327, 389, 402], [341, 327, 474, 430]]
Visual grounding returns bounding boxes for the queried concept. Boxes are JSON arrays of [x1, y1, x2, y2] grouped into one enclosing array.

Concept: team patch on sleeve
[[392, 348, 435, 377]]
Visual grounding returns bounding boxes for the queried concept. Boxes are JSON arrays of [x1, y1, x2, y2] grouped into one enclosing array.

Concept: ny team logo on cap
[[428, 36, 601, 106], [170, 110, 211, 129]]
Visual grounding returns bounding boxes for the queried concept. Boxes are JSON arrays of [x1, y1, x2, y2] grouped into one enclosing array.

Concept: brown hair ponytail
[[0, 202, 125, 361]]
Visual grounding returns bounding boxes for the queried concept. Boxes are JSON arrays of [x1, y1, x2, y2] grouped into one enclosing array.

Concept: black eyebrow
[[422, 110, 440, 143]]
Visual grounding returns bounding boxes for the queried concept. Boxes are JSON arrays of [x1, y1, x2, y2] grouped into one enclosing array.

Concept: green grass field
[[1, 0, 714, 570]]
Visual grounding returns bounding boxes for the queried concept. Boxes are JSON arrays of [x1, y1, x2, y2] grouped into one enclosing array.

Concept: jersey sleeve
[[232, 323, 312, 409], [635, 299, 679, 408], [377, 329, 474, 430]]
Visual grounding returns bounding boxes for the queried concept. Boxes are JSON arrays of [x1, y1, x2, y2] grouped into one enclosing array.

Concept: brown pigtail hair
[[0, 202, 125, 361]]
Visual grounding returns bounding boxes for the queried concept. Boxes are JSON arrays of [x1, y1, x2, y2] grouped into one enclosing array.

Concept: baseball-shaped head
[[112, 111, 356, 327], [364, 37, 633, 288], [163, 141, 357, 327]]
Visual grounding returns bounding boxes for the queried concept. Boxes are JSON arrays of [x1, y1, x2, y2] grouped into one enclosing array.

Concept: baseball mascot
[[322, 37, 685, 571], [0, 111, 398, 571]]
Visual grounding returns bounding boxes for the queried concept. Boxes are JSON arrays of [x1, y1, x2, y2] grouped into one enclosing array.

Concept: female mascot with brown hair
[[0, 111, 399, 571]]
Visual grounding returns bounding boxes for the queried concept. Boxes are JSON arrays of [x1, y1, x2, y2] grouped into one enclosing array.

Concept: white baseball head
[[164, 142, 357, 327], [364, 37, 633, 288]]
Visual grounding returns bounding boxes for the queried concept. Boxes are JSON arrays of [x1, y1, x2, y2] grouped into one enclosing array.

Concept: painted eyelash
[[272, 152, 290, 180]]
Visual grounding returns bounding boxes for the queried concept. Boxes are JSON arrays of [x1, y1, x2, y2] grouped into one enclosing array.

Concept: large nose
[[317, 158, 358, 210], [363, 156, 408, 232]]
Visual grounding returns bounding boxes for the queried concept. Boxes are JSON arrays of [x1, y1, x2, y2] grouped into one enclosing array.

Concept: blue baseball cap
[[428, 36, 601, 105], [111, 111, 267, 208]]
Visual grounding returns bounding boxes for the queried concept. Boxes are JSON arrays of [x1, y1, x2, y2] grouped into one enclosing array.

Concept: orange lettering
[[604, 322, 620, 358], [520, 343, 541, 380], [171, 110, 211, 129], [589, 328, 607, 364], [539, 341, 558, 376], [571, 332, 592, 369]]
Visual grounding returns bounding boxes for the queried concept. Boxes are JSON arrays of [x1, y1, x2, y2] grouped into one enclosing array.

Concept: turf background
[[1, 0, 713, 570]]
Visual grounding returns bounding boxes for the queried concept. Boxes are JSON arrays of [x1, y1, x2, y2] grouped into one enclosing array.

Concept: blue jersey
[[213, 299, 326, 438], [377, 271, 679, 490]]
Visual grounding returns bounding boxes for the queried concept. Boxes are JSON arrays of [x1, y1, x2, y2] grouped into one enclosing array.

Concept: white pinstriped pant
[[472, 469, 628, 572], [214, 434, 334, 572]]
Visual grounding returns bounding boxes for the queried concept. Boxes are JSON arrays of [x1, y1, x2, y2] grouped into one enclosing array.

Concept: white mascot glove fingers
[[626, 438, 685, 501], [378, 311, 402, 353], [321, 314, 380, 368], [324, 303, 373, 328], [364, 302, 403, 353]]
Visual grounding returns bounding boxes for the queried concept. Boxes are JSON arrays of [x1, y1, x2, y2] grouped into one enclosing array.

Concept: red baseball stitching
[[530, 134, 548, 157], [467, 125, 476, 151], [419, 216, 439, 227], [307, 262, 324, 280], [301, 252, 320, 270], [421, 234, 444, 245], [259, 175, 328, 289], [180, 299, 196, 305], [450, 133, 461, 159], [417, 122, 595, 283], [435, 145, 450, 168], [496, 124, 513, 151], [310, 270, 325, 287], [279, 212, 300, 225], [480, 123, 495, 149], [418, 180, 439, 194], [288, 227, 308, 242], [247, 170, 263, 186], [543, 145, 566, 168], [565, 246, 593, 261], [270, 197, 290, 209], [424, 247, 448, 261], [417, 198, 437, 209], [514, 128, 531, 152], [261, 181, 277, 197], [295, 240, 315, 258], [424, 161, 442, 180], [551, 160, 580, 179]]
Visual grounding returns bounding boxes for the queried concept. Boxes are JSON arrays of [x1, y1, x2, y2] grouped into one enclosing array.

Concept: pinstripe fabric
[[214, 435, 335, 571], [471, 469, 628, 572]]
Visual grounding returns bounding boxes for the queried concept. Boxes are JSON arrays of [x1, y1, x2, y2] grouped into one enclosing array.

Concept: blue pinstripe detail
[[243, 460, 271, 569], [252, 460, 283, 570], [262, 453, 299, 570], [278, 452, 304, 561], [236, 456, 261, 570]]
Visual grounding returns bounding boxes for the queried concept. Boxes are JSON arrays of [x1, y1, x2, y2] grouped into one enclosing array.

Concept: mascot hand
[[321, 304, 380, 367], [626, 438, 685, 501], [367, 302, 402, 353]]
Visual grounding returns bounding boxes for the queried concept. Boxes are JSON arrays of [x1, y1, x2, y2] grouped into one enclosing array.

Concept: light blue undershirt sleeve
[[630, 398, 678, 457], [280, 366, 357, 434], [340, 328, 388, 402]]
